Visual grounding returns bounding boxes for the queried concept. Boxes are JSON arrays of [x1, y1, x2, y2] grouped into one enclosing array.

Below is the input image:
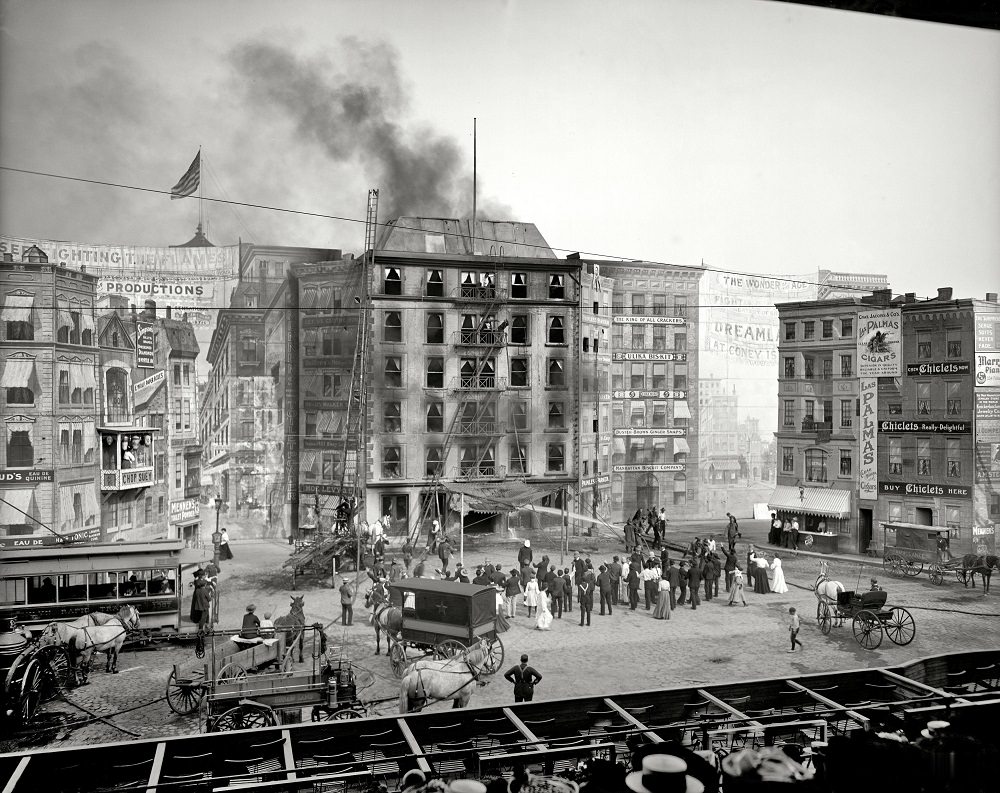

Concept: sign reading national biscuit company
[[612, 316, 685, 326], [878, 420, 971, 434], [905, 361, 971, 376], [612, 464, 685, 473], [612, 352, 687, 362]]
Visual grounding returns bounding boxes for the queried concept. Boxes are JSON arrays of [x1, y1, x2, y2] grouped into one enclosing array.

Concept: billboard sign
[[612, 316, 685, 326], [857, 308, 901, 377], [612, 464, 685, 473], [878, 420, 971, 434], [612, 352, 687, 362], [613, 428, 686, 437], [905, 362, 970, 376], [0, 469, 54, 486], [136, 322, 155, 368], [975, 351, 1000, 388], [859, 378, 877, 500], [612, 390, 686, 400]]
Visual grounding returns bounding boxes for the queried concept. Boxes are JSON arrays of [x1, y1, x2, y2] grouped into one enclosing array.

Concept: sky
[[1, 0, 998, 302]]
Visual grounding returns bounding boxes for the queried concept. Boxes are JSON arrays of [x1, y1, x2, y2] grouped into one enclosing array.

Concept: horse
[[398, 638, 491, 714], [39, 605, 139, 680], [814, 560, 846, 610], [274, 595, 306, 663], [67, 604, 139, 630], [960, 555, 1000, 594], [366, 580, 402, 655]]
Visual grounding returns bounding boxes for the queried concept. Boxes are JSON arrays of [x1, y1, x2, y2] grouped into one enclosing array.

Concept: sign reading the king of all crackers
[[857, 308, 901, 377]]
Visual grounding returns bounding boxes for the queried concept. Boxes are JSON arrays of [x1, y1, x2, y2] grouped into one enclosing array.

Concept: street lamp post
[[213, 497, 223, 571]]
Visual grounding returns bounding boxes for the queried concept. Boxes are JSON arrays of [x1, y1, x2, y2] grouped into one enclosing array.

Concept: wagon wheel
[[217, 663, 248, 684], [852, 609, 883, 650], [435, 639, 468, 660], [928, 564, 945, 585], [212, 703, 277, 732], [37, 645, 72, 696], [330, 707, 363, 720], [388, 638, 408, 678], [166, 668, 205, 715], [956, 566, 970, 586], [818, 601, 833, 636], [884, 607, 916, 646], [483, 636, 505, 675], [883, 555, 899, 575], [901, 558, 923, 578], [16, 659, 44, 724]]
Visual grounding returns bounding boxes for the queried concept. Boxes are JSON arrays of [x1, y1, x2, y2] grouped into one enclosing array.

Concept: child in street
[[788, 606, 804, 653]]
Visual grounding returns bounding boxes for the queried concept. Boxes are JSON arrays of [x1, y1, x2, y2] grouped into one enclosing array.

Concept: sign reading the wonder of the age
[[857, 308, 901, 377], [905, 362, 971, 376], [612, 352, 687, 362], [859, 378, 878, 500], [878, 420, 971, 434], [878, 481, 971, 499]]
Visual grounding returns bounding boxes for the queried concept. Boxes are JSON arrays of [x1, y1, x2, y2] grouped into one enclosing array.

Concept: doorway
[[463, 510, 496, 534], [858, 508, 872, 554], [915, 507, 933, 526]]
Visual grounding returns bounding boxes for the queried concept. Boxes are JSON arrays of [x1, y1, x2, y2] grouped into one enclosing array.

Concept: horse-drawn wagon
[[814, 562, 915, 650], [882, 521, 1000, 591], [0, 616, 70, 725], [376, 579, 504, 678]]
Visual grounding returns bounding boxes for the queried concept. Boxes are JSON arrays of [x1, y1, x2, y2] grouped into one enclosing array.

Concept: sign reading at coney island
[[857, 308, 901, 377]]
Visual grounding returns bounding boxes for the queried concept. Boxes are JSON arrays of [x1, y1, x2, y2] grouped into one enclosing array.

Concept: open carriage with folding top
[[385, 579, 505, 678], [815, 587, 916, 650]]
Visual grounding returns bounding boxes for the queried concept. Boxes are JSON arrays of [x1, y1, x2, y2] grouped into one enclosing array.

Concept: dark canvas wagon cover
[[389, 579, 497, 644]]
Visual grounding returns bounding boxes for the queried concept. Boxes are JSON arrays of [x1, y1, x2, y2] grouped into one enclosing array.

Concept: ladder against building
[[408, 248, 510, 546], [336, 189, 378, 530]]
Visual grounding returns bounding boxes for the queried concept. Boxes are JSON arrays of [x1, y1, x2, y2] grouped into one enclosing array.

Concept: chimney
[[936, 287, 953, 301], [143, 299, 157, 318], [165, 305, 172, 319], [905, 292, 916, 303], [871, 289, 892, 307], [986, 292, 998, 303], [1, 253, 12, 262]]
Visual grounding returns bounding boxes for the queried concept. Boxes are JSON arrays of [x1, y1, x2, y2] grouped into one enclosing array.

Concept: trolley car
[[0, 539, 207, 637], [385, 578, 504, 678]]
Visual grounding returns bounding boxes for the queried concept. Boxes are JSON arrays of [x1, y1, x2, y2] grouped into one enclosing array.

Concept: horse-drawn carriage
[[814, 562, 915, 650], [376, 579, 504, 678], [0, 616, 70, 725], [882, 521, 999, 591]]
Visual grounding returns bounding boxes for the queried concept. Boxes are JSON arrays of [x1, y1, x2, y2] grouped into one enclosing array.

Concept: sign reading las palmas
[[857, 308, 901, 377]]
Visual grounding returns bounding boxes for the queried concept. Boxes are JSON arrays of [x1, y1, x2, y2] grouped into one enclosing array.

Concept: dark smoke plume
[[228, 38, 470, 221]]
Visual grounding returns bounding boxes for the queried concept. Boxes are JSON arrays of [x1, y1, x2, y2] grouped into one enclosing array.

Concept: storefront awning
[[0, 358, 37, 390], [673, 438, 690, 454], [0, 489, 38, 526], [768, 485, 851, 519], [674, 401, 691, 420], [1, 293, 34, 323], [445, 481, 564, 512]]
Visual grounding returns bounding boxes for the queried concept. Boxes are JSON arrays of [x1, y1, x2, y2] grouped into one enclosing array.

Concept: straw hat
[[625, 754, 704, 793]]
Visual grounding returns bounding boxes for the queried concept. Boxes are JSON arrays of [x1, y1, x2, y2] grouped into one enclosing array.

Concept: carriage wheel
[[884, 607, 916, 646], [901, 559, 923, 578], [928, 564, 944, 586], [883, 555, 899, 576], [330, 707, 363, 720], [956, 567, 969, 586], [818, 601, 833, 636], [17, 659, 44, 724], [388, 639, 408, 678], [212, 703, 277, 732], [217, 663, 248, 684], [435, 639, 468, 660], [37, 645, 72, 697], [166, 669, 205, 715], [852, 610, 883, 650], [483, 636, 505, 676]]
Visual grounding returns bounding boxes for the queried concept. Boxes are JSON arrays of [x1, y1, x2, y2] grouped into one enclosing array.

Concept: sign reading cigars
[[857, 308, 901, 377]]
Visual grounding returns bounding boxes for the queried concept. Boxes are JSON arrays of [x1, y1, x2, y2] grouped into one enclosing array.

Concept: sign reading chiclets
[[857, 308, 901, 377]]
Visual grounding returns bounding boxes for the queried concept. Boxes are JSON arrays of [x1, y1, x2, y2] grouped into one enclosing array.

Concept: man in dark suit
[[562, 569, 574, 611], [578, 576, 595, 626], [608, 556, 623, 606], [626, 565, 641, 610], [504, 654, 542, 703], [665, 560, 680, 610], [677, 562, 689, 606], [596, 565, 614, 615], [687, 559, 702, 610]]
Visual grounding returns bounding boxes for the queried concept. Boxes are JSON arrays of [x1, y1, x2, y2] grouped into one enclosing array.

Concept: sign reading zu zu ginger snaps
[[857, 308, 901, 377]]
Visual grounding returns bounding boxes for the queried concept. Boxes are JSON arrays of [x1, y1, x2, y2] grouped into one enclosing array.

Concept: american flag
[[170, 151, 200, 200]]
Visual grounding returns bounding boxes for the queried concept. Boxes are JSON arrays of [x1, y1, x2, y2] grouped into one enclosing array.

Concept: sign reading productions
[[857, 309, 901, 377], [878, 481, 971, 499], [859, 378, 878, 500], [612, 352, 687, 362], [878, 420, 971, 434], [612, 464, 685, 473], [136, 322, 155, 369], [905, 362, 970, 376]]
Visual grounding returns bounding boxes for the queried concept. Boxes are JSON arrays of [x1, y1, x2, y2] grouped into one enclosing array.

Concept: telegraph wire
[[1, 164, 912, 298]]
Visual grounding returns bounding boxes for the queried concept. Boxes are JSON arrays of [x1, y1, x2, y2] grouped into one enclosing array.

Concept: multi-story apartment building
[[875, 288, 1000, 556], [698, 378, 741, 488], [770, 294, 876, 551], [364, 218, 581, 536], [597, 262, 702, 521]]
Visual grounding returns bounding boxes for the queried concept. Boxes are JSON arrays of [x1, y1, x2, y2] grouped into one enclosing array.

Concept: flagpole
[[198, 146, 204, 233]]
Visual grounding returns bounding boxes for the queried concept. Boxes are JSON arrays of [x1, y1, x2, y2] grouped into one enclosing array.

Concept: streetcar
[[0, 539, 206, 637]]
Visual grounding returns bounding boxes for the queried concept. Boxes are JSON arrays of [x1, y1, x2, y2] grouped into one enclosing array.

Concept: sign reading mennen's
[[612, 352, 688, 362], [878, 420, 971, 434], [612, 316, 685, 325], [612, 390, 686, 400], [613, 428, 686, 437], [905, 362, 971, 376], [878, 481, 971, 498]]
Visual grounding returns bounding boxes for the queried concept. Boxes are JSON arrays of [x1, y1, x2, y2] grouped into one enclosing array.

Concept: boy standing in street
[[788, 607, 804, 652]]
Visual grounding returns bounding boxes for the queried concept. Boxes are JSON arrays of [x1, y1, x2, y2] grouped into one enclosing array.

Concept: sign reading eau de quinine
[[878, 481, 971, 499], [857, 308, 902, 377], [905, 361, 971, 376], [878, 420, 971, 434], [612, 352, 688, 362], [0, 469, 54, 486], [612, 316, 685, 325]]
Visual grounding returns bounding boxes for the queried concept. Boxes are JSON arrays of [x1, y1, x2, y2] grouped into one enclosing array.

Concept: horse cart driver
[[936, 532, 953, 563]]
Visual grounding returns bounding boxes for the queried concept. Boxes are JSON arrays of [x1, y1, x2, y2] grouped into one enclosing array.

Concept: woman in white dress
[[535, 589, 553, 631], [769, 554, 789, 594], [523, 573, 541, 618]]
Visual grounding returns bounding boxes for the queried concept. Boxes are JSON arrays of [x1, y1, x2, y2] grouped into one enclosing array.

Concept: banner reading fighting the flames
[[857, 308, 901, 377], [859, 378, 877, 500]]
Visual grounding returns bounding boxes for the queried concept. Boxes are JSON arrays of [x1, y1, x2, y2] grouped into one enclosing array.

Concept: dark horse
[[961, 555, 1000, 594], [366, 580, 402, 655], [274, 595, 306, 662]]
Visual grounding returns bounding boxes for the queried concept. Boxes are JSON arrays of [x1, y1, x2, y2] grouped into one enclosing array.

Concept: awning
[[0, 358, 36, 390], [301, 287, 318, 309], [317, 412, 339, 434], [708, 458, 741, 472], [80, 309, 95, 334], [5, 419, 33, 443], [1, 294, 34, 323], [83, 420, 97, 460], [300, 450, 318, 473], [71, 363, 97, 392], [445, 480, 565, 513], [674, 401, 691, 420], [0, 489, 37, 526], [302, 373, 321, 396], [768, 485, 851, 519], [57, 305, 74, 331], [673, 438, 690, 454]]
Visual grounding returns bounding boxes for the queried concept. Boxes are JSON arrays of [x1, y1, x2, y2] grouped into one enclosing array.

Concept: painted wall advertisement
[[857, 308, 901, 377], [859, 378, 878, 500], [136, 321, 155, 368]]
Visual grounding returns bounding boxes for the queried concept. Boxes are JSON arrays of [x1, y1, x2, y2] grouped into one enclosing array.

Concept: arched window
[[105, 368, 130, 423], [384, 311, 402, 342]]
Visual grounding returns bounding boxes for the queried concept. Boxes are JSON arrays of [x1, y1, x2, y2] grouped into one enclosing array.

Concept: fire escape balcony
[[801, 419, 833, 433], [455, 420, 506, 436], [455, 464, 507, 480], [451, 376, 507, 392], [453, 330, 507, 347], [454, 285, 507, 302]]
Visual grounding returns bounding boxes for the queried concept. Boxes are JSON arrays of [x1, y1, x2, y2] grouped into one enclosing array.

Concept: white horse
[[398, 639, 491, 713], [814, 560, 846, 608], [67, 604, 139, 630], [39, 605, 139, 679]]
